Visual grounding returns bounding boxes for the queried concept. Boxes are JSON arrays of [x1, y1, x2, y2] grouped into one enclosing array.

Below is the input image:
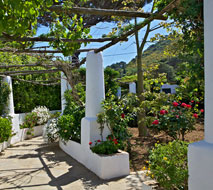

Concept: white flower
[[32, 106, 50, 125]]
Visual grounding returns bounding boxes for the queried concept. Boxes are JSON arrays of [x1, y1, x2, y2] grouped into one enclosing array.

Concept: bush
[[96, 93, 133, 152], [90, 138, 119, 155], [0, 80, 10, 116], [32, 106, 50, 125], [148, 141, 188, 190], [56, 84, 85, 143], [0, 117, 12, 142], [43, 118, 59, 143], [20, 112, 38, 129], [150, 101, 198, 140], [57, 114, 81, 143]]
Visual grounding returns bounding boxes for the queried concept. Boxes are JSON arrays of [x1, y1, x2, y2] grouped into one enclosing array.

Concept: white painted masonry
[[60, 51, 130, 179], [129, 82, 136, 94], [60, 72, 71, 114], [188, 1, 213, 189], [3, 76, 14, 115], [160, 84, 178, 94]]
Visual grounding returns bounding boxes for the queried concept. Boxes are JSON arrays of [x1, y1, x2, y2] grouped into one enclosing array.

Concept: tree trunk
[[136, 50, 148, 136]]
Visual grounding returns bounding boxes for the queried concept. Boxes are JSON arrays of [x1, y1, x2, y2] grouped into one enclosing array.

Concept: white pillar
[[61, 72, 71, 114], [85, 51, 105, 118], [129, 82, 136, 94], [3, 76, 14, 115], [116, 87, 121, 98], [188, 1, 213, 189], [81, 51, 110, 146]]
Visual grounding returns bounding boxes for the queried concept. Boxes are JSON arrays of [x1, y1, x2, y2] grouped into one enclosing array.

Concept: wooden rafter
[[0, 64, 55, 69], [48, 6, 167, 20], [0, 36, 124, 43], [0, 48, 96, 54]]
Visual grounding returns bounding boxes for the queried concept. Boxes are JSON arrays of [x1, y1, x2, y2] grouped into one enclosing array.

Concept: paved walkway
[[0, 137, 156, 190]]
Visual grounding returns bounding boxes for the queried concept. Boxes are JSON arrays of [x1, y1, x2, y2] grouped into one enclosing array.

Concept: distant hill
[[108, 39, 181, 82]]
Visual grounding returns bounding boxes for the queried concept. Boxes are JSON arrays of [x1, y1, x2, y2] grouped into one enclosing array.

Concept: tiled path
[[0, 137, 156, 190]]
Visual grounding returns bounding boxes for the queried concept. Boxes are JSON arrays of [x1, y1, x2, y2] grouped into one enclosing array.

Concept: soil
[[128, 122, 204, 172]]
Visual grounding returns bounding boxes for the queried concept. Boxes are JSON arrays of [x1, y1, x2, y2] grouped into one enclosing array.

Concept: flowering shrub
[[90, 137, 119, 155], [43, 118, 59, 143], [0, 117, 12, 142], [148, 141, 189, 190], [20, 112, 38, 129], [32, 106, 50, 125], [150, 101, 199, 140], [57, 114, 81, 143], [96, 93, 132, 152]]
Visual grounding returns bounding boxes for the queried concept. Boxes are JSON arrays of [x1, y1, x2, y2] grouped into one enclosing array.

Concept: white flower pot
[[0, 143, 3, 152]]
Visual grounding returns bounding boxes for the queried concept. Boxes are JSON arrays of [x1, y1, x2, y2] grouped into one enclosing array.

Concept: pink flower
[[89, 142, 92, 145], [200, 109, 204, 113], [191, 100, 194, 103], [152, 120, 159, 125], [173, 102, 179, 107], [186, 104, 192, 109], [181, 103, 187, 107], [176, 115, 179, 118], [193, 113, 198, 118], [160, 110, 166, 115]]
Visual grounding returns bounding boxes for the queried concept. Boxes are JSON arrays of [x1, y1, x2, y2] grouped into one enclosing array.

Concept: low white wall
[[1, 110, 61, 151], [59, 139, 130, 179]]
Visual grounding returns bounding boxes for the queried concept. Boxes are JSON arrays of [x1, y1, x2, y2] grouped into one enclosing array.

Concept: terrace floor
[[0, 136, 156, 190]]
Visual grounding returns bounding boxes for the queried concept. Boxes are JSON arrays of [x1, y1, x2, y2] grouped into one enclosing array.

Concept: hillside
[[108, 39, 181, 82]]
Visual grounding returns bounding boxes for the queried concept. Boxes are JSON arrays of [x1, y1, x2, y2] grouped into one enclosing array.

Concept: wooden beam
[[0, 36, 121, 43], [0, 48, 97, 54], [0, 64, 55, 69], [0, 69, 60, 76], [49, 6, 167, 21]]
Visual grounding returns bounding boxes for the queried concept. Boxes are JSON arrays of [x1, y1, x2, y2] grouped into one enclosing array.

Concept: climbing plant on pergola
[[0, 0, 179, 136]]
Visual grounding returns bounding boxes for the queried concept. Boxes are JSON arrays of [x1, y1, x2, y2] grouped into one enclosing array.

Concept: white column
[[116, 87, 121, 98], [61, 72, 71, 114], [188, 1, 213, 189], [81, 51, 110, 146], [3, 76, 14, 115], [129, 82, 136, 94], [85, 51, 105, 118]]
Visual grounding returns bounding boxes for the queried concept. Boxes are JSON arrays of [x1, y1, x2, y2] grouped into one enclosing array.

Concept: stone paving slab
[[0, 137, 156, 190]]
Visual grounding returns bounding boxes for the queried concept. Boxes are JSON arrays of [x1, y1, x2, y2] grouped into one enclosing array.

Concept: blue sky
[[36, 3, 169, 67]]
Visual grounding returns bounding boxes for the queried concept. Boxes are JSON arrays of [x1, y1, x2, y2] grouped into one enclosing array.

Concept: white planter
[[20, 128, 29, 141], [60, 140, 130, 179], [32, 125, 43, 137], [3, 141, 8, 150], [0, 143, 3, 152]]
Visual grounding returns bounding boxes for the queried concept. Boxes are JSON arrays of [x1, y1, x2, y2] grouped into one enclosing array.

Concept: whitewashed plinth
[[0, 143, 3, 153], [188, 141, 213, 190], [59, 139, 130, 179], [20, 125, 44, 140], [81, 117, 110, 146]]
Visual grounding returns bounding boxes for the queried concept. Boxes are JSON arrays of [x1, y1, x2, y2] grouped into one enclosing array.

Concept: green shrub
[[0, 80, 10, 116], [20, 112, 38, 129], [0, 117, 12, 142], [149, 141, 189, 190], [150, 101, 197, 140], [57, 84, 85, 143], [90, 138, 119, 155], [57, 114, 81, 143]]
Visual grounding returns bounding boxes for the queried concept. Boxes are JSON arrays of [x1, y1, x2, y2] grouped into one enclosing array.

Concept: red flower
[[193, 113, 198, 118], [160, 110, 166, 115], [181, 103, 187, 107], [165, 110, 168, 114], [176, 115, 179, 118], [186, 104, 192, 109], [113, 139, 118, 145], [97, 140, 101, 142], [200, 109, 204, 113], [121, 113, 125, 119], [173, 102, 179, 107], [89, 142, 92, 145], [152, 120, 159, 125], [191, 100, 194, 103], [196, 102, 200, 104], [108, 136, 112, 140]]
